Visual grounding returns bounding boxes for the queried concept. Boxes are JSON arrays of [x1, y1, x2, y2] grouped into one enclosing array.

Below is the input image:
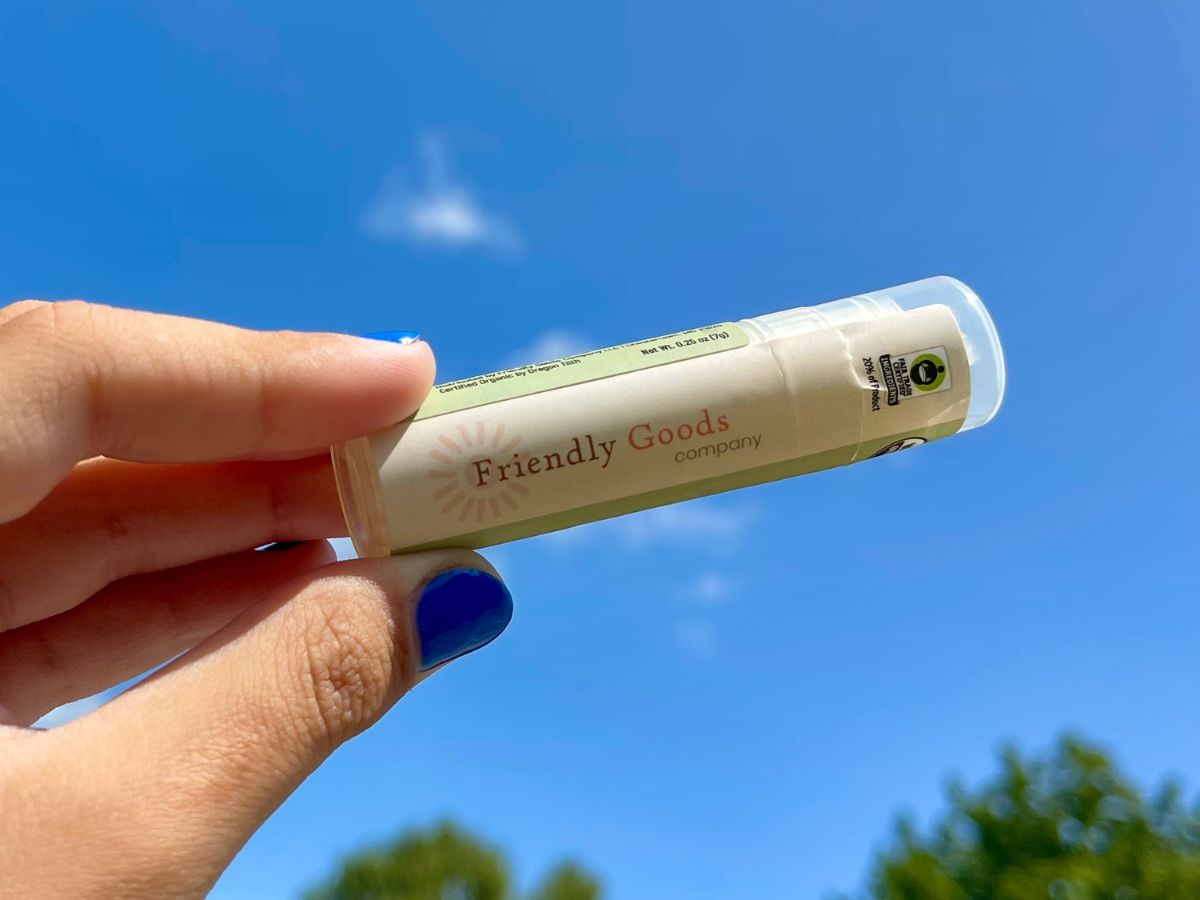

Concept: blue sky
[[4, 1, 1199, 896]]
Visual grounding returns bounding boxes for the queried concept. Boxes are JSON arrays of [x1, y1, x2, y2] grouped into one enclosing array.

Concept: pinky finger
[[0, 541, 336, 726]]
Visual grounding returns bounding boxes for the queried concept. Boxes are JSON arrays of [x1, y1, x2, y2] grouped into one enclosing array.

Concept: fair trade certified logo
[[877, 345, 952, 406], [427, 422, 527, 523], [909, 352, 947, 391]]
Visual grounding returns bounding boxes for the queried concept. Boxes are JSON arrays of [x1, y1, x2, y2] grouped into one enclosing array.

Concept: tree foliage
[[528, 862, 605, 900], [303, 821, 602, 900], [869, 736, 1200, 900]]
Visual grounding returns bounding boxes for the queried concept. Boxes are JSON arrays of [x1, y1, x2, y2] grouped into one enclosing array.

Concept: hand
[[0, 300, 513, 897]]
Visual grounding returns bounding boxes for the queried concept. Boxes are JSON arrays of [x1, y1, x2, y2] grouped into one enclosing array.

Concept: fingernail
[[261, 541, 304, 552], [416, 568, 513, 672], [358, 331, 421, 345]]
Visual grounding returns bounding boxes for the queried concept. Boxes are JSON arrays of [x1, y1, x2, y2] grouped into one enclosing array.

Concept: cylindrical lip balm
[[334, 276, 1005, 557]]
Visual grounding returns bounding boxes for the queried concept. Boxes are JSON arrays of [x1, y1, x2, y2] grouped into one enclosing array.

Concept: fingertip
[[251, 333, 436, 455], [311, 334, 436, 428], [323, 547, 513, 674], [414, 565, 512, 672], [356, 331, 421, 344], [332, 547, 498, 589]]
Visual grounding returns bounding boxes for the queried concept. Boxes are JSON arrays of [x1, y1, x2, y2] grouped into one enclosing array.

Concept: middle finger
[[0, 454, 346, 632], [0, 541, 337, 726]]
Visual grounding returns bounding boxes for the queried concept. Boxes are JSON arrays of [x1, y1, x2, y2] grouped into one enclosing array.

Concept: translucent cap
[[743, 276, 1006, 431]]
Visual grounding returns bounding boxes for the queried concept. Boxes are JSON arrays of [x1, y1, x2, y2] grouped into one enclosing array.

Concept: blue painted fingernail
[[416, 568, 513, 671], [359, 331, 421, 344]]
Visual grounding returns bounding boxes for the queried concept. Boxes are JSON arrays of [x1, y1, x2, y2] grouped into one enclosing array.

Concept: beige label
[[371, 305, 969, 550], [414, 323, 749, 420]]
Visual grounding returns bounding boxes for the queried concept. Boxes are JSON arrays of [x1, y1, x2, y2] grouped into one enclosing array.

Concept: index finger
[[0, 300, 433, 522]]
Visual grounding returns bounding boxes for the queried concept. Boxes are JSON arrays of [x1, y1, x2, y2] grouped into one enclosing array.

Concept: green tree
[[303, 820, 602, 900], [528, 862, 604, 900], [866, 736, 1200, 900]]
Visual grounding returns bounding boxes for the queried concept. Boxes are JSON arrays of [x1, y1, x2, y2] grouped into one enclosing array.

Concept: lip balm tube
[[333, 276, 1005, 557]]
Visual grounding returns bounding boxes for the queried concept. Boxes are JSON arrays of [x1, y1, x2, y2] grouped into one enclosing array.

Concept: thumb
[[42, 548, 512, 898]]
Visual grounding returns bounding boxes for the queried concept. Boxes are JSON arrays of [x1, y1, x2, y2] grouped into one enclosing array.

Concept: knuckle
[[34, 301, 119, 451], [49, 298, 104, 320], [12, 301, 114, 378], [21, 298, 102, 337], [1, 299, 102, 344], [2, 299, 105, 385], [0, 303, 100, 507], [287, 576, 409, 748], [0, 299, 48, 328]]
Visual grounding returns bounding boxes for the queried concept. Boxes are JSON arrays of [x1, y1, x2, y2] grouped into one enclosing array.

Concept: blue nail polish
[[359, 330, 421, 344], [416, 568, 512, 671]]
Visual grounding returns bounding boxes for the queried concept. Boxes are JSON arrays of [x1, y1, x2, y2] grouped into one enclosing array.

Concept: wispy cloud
[[504, 330, 594, 368], [361, 134, 522, 257], [669, 571, 736, 659], [543, 497, 757, 555], [609, 500, 757, 549], [690, 571, 734, 605]]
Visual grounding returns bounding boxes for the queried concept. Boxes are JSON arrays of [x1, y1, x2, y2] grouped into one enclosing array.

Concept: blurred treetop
[[302, 820, 601, 900], [303, 736, 1200, 899], [867, 736, 1200, 900]]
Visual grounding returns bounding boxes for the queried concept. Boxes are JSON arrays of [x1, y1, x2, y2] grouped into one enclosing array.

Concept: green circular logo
[[910, 353, 947, 391]]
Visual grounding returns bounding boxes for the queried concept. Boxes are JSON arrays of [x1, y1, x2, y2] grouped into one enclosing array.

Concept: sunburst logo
[[427, 421, 528, 523]]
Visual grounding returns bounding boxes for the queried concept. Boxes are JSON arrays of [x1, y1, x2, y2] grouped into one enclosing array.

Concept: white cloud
[[610, 499, 757, 548], [670, 572, 736, 659], [504, 330, 594, 368], [543, 497, 757, 555], [690, 571, 734, 606], [361, 134, 522, 257]]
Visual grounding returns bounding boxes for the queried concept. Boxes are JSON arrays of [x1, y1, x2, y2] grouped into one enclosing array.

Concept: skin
[[0, 299, 505, 898]]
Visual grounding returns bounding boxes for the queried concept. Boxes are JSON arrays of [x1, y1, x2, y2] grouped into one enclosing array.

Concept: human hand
[[0, 300, 513, 897]]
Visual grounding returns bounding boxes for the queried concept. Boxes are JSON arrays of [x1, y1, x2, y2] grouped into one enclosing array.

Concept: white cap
[[742, 276, 1006, 431]]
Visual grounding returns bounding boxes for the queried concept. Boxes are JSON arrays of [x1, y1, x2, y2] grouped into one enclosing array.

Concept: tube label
[[369, 306, 970, 552], [415, 323, 749, 420]]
